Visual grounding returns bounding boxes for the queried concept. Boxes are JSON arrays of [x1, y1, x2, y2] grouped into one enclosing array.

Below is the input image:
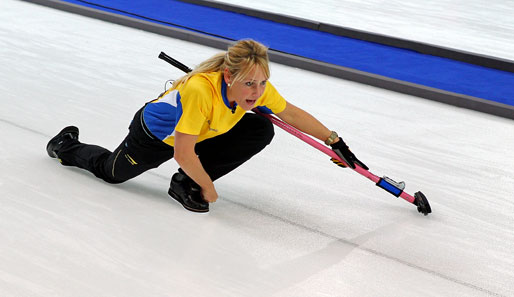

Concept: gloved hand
[[330, 138, 369, 170]]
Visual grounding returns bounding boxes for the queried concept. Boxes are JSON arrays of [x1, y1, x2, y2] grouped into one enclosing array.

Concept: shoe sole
[[168, 189, 209, 213]]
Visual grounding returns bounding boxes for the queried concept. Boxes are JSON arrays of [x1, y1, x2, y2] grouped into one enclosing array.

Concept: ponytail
[[172, 39, 270, 88]]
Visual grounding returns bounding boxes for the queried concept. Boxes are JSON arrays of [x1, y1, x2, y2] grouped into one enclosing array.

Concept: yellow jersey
[[143, 72, 286, 146]]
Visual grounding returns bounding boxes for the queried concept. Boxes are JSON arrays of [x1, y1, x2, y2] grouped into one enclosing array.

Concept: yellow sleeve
[[174, 78, 213, 135], [258, 82, 287, 114]]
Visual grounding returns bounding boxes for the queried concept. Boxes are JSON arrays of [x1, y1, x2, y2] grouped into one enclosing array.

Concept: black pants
[[57, 107, 275, 184]]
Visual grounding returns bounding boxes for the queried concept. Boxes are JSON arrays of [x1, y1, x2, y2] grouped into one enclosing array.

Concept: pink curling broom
[[253, 109, 431, 216]]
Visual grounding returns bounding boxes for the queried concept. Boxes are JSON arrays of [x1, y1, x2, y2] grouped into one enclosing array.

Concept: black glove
[[330, 138, 369, 170]]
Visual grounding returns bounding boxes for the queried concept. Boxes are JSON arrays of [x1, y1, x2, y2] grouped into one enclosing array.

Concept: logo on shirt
[[207, 120, 218, 132]]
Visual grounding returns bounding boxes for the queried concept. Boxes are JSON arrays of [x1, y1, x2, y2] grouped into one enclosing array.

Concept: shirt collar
[[221, 77, 237, 112]]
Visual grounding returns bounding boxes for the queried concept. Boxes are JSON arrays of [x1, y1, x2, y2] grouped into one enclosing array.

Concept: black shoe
[[168, 171, 209, 213], [46, 126, 79, 158]]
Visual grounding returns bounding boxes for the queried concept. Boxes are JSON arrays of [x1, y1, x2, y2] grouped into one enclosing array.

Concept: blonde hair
[[172, 39, 270, 88]]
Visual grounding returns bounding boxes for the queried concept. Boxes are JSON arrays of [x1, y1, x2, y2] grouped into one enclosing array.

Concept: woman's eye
[[245, 81, 266, 87]]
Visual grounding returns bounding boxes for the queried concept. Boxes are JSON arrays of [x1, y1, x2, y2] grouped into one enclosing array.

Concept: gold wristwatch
[[325, 131, 338, 145]]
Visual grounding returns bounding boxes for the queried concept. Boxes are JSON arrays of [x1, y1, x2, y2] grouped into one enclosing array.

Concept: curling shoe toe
[[46, 126, 79, 158], [168, 171, 209, 213]]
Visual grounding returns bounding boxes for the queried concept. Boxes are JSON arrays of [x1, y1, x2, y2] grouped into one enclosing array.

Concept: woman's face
[[224, 66, 267, 111]]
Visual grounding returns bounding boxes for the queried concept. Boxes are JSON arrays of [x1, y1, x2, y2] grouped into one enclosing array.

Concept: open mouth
[[245, 99, 256, 106]]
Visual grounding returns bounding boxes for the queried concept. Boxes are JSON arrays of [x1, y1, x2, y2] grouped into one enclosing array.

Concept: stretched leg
[[49, 108, 174, 183], [194, 113, 274, 181]]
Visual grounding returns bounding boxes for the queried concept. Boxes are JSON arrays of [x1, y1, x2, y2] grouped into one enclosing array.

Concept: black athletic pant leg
[[57, 111, 273, 184], [194, 113, 274, 181], [57, 108, 174, 184]]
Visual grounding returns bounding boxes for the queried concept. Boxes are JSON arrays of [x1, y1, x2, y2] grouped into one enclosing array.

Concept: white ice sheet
[[219, 0, 514, 61]]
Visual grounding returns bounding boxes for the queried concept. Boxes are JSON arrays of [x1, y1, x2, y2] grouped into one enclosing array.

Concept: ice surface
[[219, 0, 514, 61], [1, 0, 513, 296]]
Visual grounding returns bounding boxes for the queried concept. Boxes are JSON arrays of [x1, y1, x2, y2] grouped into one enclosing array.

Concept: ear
[[223, 68, 232, 86]]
